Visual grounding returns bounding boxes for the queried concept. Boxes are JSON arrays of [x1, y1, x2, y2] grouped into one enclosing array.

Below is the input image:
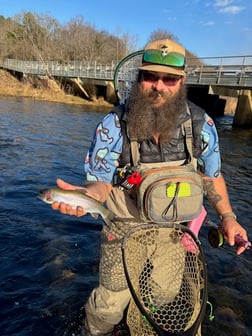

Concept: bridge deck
[[1, 55, 252, 89]]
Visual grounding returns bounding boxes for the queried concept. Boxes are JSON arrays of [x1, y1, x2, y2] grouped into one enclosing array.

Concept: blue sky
[[1, 0, 252, 57]]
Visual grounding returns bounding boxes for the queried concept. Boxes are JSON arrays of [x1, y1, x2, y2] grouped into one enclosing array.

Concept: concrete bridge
[[1, 55, 252, 127]]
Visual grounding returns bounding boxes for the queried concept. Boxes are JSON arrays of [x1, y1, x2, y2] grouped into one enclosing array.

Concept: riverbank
[[0, 69, 114, 112]]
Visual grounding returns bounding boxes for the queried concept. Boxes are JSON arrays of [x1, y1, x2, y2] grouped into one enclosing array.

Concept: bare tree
[[147, 29, 179, 46]]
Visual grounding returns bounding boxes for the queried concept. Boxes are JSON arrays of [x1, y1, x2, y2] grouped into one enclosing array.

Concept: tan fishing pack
[[131, 117, 204, 223]]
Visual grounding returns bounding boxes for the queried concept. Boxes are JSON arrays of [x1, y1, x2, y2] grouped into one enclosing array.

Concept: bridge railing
[[186, 55, 252, 87], [0, 58, 118, 80], [1, 55, 252, 88]]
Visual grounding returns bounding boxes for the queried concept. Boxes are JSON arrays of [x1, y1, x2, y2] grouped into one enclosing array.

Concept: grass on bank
[[0, 69, 114, 111]]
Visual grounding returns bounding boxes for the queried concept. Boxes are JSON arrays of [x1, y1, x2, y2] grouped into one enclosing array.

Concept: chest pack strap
[[130, 137, 140, 167], [130, 113, 195, 167]]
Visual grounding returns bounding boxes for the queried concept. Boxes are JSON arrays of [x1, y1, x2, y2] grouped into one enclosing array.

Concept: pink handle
[[187, 206, 207, 237], [181, 206, 207, 254]]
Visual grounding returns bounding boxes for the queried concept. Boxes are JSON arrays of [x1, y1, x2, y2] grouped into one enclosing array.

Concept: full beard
[[126, 82, 187, 144]]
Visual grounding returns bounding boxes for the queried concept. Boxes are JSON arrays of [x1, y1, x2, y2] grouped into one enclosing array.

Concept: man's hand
[[51, 178, 87, 217], [220, 217, 249, 255]]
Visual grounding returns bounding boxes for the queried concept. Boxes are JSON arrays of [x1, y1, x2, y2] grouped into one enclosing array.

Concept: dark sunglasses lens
[[163, 76, 181, 85], [142, 72, 157, 82], [142, 72, 181, 85], [143, 50, 185, 67]]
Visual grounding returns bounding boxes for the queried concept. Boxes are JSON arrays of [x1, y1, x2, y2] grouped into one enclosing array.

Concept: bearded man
[[51, 39, 248, 335]]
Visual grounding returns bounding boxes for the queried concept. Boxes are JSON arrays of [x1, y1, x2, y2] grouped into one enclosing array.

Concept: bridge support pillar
[[106, 81, 117, 104], [233, 90, 252, 128]]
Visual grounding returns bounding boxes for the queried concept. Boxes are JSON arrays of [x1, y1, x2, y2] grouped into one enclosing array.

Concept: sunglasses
[[143, 49, 185, 68], [141, 71, 182, 86]]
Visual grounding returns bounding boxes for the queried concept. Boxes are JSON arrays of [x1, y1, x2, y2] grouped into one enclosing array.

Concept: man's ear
[[181, 76, 186, 84]]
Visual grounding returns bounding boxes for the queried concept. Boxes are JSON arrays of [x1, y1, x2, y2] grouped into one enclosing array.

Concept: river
[[0, 96, 251, 336]]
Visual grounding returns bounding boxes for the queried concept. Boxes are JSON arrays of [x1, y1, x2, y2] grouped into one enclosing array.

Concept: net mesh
[[115, 51, 143, 105], [123, 224, 206, 335], [100, 219, 133, 291]]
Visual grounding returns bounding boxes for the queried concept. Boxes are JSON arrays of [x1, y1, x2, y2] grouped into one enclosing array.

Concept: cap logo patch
[[160, 44, 169, 56]]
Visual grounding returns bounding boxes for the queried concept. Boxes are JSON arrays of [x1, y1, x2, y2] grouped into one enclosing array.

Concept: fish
[[38, 187, 114, 226]]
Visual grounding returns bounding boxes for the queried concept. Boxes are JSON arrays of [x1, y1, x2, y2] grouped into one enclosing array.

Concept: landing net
[[122, 223, 207, 335]]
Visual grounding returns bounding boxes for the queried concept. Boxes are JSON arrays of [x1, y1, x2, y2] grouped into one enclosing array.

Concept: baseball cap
[[139, 39, 186, 76]]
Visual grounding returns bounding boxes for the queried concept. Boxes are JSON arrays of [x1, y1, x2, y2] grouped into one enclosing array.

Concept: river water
[[0, 96, 251, 336]]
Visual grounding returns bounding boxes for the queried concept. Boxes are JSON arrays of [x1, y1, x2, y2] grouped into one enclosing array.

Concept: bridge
[[1, 55, 252, 127], [1, 56, 252, 88]]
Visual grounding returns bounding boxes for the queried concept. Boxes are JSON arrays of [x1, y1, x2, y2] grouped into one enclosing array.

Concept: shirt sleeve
[[84, 112, 123, 183], [197, 113, 222, 178]]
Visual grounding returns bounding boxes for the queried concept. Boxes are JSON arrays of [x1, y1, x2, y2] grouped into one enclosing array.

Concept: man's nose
[[152, 78, 166, 90]]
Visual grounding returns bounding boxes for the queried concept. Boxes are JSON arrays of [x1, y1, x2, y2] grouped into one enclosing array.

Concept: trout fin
[[90, 211, 114, 226], [102, 210, 115, 227], [90, 212, 99, 220]]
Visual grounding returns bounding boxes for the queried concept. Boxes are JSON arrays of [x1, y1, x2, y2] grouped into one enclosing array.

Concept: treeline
[[0, 12, 201, 65], [0, 12, 135, 64]]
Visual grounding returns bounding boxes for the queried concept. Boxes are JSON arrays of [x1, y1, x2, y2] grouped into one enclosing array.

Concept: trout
[[38, 187, 114, 226]]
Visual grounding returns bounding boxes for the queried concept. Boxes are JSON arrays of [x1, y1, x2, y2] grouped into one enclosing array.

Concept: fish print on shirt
[[97, 123, 114, 144], [84, 113, 123, 183], [198, 113, 221, 178], [94, 147, 110, 172]]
